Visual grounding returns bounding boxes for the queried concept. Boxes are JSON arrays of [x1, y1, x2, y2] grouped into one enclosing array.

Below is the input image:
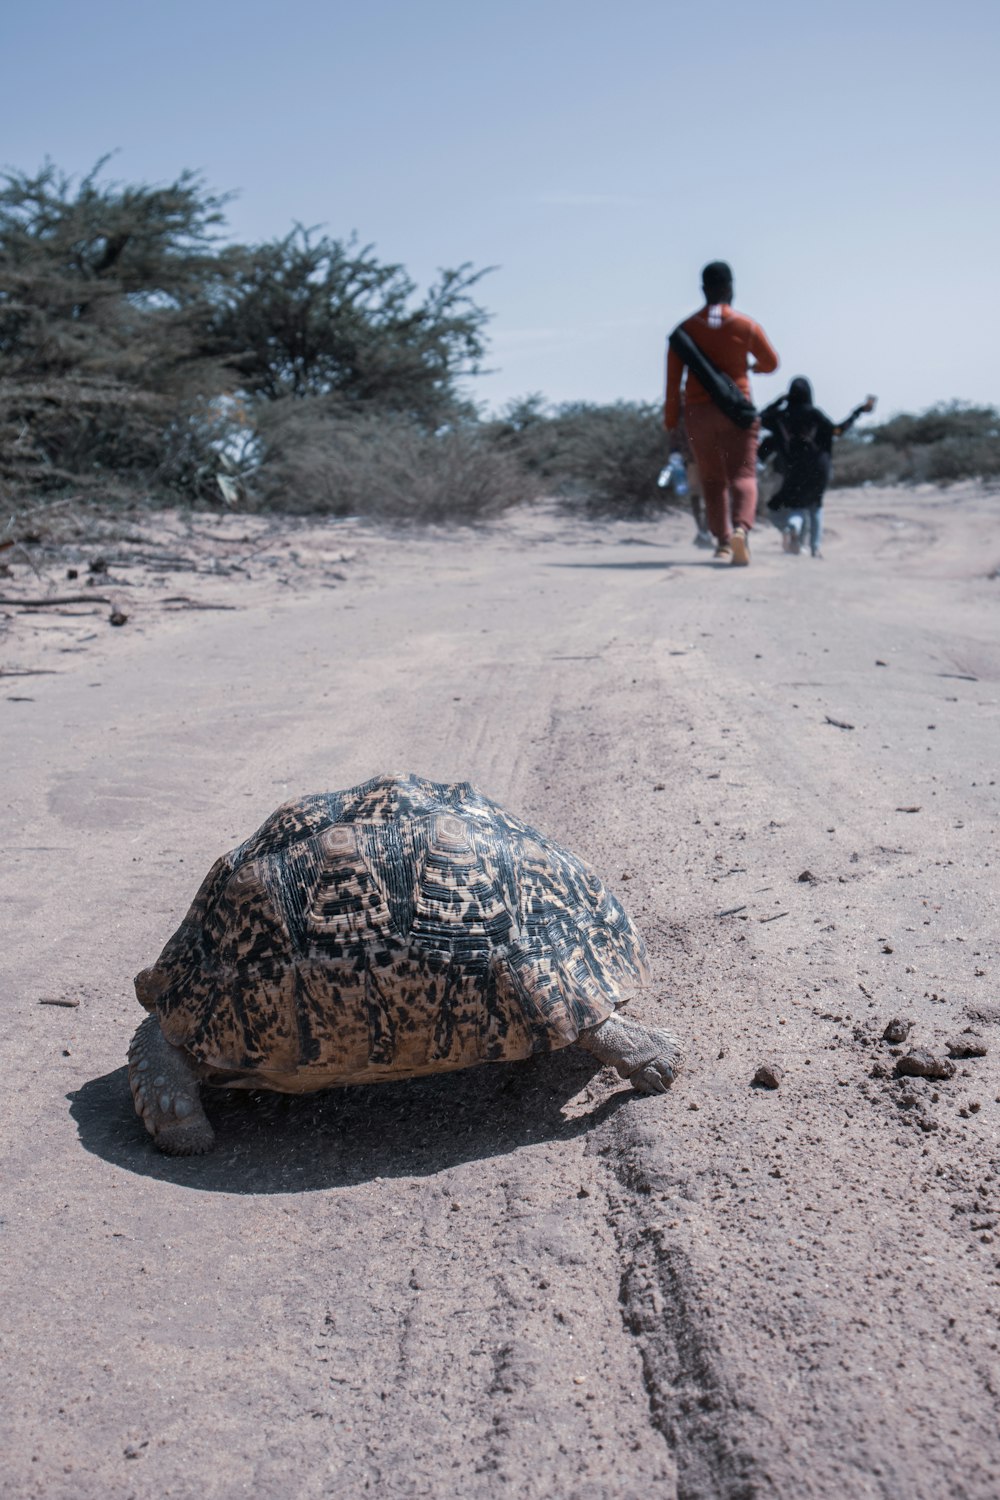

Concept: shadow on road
[[547, 559, 709, 571], [68, 1050, 632, 1195]]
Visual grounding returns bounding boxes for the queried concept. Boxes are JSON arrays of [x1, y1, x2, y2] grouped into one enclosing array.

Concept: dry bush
[[831, 403, 1000, 487], [251, 402, 538, 523], [486, 399, 671, 517], [0, 376, 172, 497], [0, 377, 233, 505]]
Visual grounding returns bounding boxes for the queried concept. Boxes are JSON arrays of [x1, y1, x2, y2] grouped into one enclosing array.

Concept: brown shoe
[[730, 526, 750, 566]]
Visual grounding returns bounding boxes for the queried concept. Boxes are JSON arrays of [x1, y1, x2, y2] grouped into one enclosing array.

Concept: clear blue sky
[[3, 0, 998, 418]]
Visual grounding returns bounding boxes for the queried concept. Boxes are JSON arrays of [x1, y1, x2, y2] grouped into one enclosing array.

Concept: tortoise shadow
[[67, 1051, 633, 1194]]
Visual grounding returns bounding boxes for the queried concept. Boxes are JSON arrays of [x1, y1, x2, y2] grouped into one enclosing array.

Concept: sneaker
[[730, 526, 750, 566], [694, 528, 714, 549], [783, 523, 802, 555], [713, 542, 733, 563]]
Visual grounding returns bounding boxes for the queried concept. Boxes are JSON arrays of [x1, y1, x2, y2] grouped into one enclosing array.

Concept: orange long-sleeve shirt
[[664, 304, 779, 429]]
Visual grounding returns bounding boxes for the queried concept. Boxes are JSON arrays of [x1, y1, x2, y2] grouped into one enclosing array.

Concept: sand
[[2, 483, 999, 1498]]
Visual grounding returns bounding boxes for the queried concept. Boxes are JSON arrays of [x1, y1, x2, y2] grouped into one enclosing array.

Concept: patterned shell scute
[[138, 773, 648, 1081]]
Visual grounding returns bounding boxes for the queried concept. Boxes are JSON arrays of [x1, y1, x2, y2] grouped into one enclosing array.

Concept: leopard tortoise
[[129, 773, 681, 1153]]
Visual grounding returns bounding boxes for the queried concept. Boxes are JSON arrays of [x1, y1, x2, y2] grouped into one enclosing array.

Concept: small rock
[[577, 1186, 591, 1198], [895, 1049, 955, 1081], [947, 1033, 988, 1059], [89, 556, 108, 574], [797, 870, 815, 883], [109, 609, 128, 627], [752, 1063, 783, 1090], [67, 567, 79, 580], [882, 1018, 913, 1044], [653, 783, 665, 791]]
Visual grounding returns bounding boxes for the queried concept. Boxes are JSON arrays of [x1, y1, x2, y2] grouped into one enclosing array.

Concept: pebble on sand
[[752, 1063, 783, 1090]]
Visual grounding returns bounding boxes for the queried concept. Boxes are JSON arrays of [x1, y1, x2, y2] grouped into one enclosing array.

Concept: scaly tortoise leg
[[576, 1011, 682, 1094], [127, 1014, 215, 1155]]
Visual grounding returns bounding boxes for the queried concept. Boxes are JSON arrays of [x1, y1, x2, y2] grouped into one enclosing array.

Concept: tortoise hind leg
[[576, 1012, 681, 1094], [128, 1014, 216, 1155]]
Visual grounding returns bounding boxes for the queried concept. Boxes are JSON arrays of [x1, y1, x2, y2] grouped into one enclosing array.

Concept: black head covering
[[788, 377, 813, 407], [701, 261, 733, 298]]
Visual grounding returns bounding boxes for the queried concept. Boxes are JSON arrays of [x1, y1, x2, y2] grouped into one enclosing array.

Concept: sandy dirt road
[[2, 485, 999, 1499]]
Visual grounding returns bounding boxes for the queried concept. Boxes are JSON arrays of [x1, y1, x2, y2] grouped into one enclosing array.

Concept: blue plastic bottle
[[668, 452, 688, 496]]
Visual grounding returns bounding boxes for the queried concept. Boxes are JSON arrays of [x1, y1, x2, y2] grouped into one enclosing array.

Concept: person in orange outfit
[[664, 262, 779, 565]]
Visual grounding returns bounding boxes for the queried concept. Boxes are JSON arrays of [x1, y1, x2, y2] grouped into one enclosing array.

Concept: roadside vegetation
[[829, 404, 1000, 488], [2, 159, 996, 526]]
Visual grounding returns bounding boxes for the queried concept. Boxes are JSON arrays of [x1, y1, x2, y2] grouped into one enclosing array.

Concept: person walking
[[761, 379, 877, 557], [673, 420, 713, 547], [664, 262, 779, 566]]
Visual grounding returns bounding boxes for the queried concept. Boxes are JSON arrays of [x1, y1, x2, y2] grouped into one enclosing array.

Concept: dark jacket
[[761, 382, 867, 510]]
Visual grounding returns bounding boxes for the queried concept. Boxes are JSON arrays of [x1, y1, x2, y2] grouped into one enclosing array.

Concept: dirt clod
[[895, 1049, 956, 1081], [947, 1033, 988, 1059], [883, 1018, 913, 1043], [752, 1063, 783, 1089]]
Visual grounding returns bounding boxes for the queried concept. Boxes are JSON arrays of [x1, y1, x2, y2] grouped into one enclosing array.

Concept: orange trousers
[[684, 403, 759, 541]]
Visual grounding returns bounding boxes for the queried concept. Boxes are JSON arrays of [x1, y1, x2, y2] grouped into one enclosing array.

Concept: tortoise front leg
[[576, 1012, 682, 1094], [127, 1014, 216, 1155]]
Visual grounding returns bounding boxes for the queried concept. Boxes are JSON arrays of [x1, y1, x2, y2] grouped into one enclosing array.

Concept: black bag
[[669, 325, 758, 430]]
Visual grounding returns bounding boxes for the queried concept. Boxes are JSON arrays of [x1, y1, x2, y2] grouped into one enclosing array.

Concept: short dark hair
[[701, 261, 733, 296]]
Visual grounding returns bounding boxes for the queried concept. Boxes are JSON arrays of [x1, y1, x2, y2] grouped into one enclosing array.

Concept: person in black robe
[[761, 378, 876, 556]]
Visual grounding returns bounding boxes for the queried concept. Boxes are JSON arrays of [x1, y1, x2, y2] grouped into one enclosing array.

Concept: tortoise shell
[[134, 773, 648, 1088]]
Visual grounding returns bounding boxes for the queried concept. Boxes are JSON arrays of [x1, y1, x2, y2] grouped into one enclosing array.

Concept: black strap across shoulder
[[669, 325, 758, 430]]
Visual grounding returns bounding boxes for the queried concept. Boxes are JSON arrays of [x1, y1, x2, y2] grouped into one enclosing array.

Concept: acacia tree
[[0, 156, 229, 378], [0, 159, 494, 501], [0, 158, 235, 494], [210, 227, 491, 424]]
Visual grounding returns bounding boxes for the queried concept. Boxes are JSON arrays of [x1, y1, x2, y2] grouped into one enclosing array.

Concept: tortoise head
[[134, 965, 168, 1012]]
